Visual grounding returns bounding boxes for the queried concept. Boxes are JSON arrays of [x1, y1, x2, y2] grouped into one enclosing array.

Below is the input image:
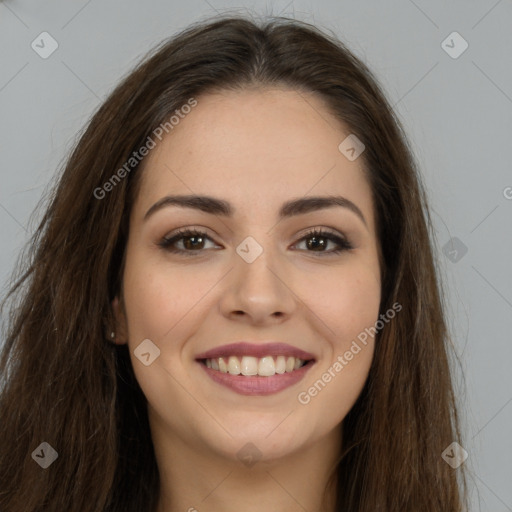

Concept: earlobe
[[111, 296, 128, 345]]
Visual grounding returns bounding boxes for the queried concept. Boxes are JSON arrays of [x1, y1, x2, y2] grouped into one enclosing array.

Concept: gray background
[[1, 0, 511, 510]]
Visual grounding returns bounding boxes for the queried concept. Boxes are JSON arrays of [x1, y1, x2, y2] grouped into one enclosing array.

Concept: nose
[[218, 245, 297, 325]]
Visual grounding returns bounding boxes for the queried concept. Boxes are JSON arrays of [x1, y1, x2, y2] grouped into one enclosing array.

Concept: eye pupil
[[307, 236, 327, 251], [183, 235, 204, 250]]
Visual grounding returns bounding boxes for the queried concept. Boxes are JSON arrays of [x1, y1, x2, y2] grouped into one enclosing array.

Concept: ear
[[111, 295, 128, 345]]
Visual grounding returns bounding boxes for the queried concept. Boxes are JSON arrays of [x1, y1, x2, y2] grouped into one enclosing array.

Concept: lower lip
[[198, 360, 315, 396]]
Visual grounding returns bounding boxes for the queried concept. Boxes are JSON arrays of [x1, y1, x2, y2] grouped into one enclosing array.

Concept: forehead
[[133, 88, 375, 231]]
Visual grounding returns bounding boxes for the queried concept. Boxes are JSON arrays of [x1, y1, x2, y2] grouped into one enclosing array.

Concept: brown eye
[[294, 229, 353, 255], [158, 228, 218, 256], [158, 227, 353, 257]]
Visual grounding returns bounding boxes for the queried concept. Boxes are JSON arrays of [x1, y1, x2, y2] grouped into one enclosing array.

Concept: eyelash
[[157, 227, 353, 257]]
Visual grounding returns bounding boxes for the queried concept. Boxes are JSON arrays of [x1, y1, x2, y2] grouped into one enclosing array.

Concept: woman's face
[[114, 87, 381, 463]]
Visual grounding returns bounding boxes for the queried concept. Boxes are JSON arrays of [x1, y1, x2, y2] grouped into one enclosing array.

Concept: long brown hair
[[0, 13, 468, 511]]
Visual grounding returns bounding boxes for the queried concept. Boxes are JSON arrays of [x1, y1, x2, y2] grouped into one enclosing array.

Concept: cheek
[[122, 257, 208, 342], [298, 345, 374, 434], [334, 274, 381, 344], [295, 260, 381, 346], [121, 258, 210, 427], [294, 263, 380, 421]]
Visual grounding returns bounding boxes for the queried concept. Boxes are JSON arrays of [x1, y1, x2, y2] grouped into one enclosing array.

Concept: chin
[[206, 420, 311, 464]]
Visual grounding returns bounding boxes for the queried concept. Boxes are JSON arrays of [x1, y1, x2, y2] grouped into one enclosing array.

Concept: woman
[[0, 13, 468, 511]]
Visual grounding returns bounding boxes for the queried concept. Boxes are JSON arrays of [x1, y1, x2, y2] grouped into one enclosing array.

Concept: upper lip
[[195, 342, 316, 361]]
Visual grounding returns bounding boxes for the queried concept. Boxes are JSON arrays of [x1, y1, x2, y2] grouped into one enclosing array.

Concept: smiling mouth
[[198, 355, 314, 377]]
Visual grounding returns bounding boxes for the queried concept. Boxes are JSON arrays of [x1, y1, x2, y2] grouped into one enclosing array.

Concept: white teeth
[[218, 357, 228, 373], [241, 356, 258, 376], [204, 355, 308, 376], [275, 355, 286, 374], [228, 356, 241, 375], [258, 356, 275, 376]]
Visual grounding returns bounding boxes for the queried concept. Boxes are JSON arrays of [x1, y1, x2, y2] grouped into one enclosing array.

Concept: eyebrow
[[143, 194, 367, 227]]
